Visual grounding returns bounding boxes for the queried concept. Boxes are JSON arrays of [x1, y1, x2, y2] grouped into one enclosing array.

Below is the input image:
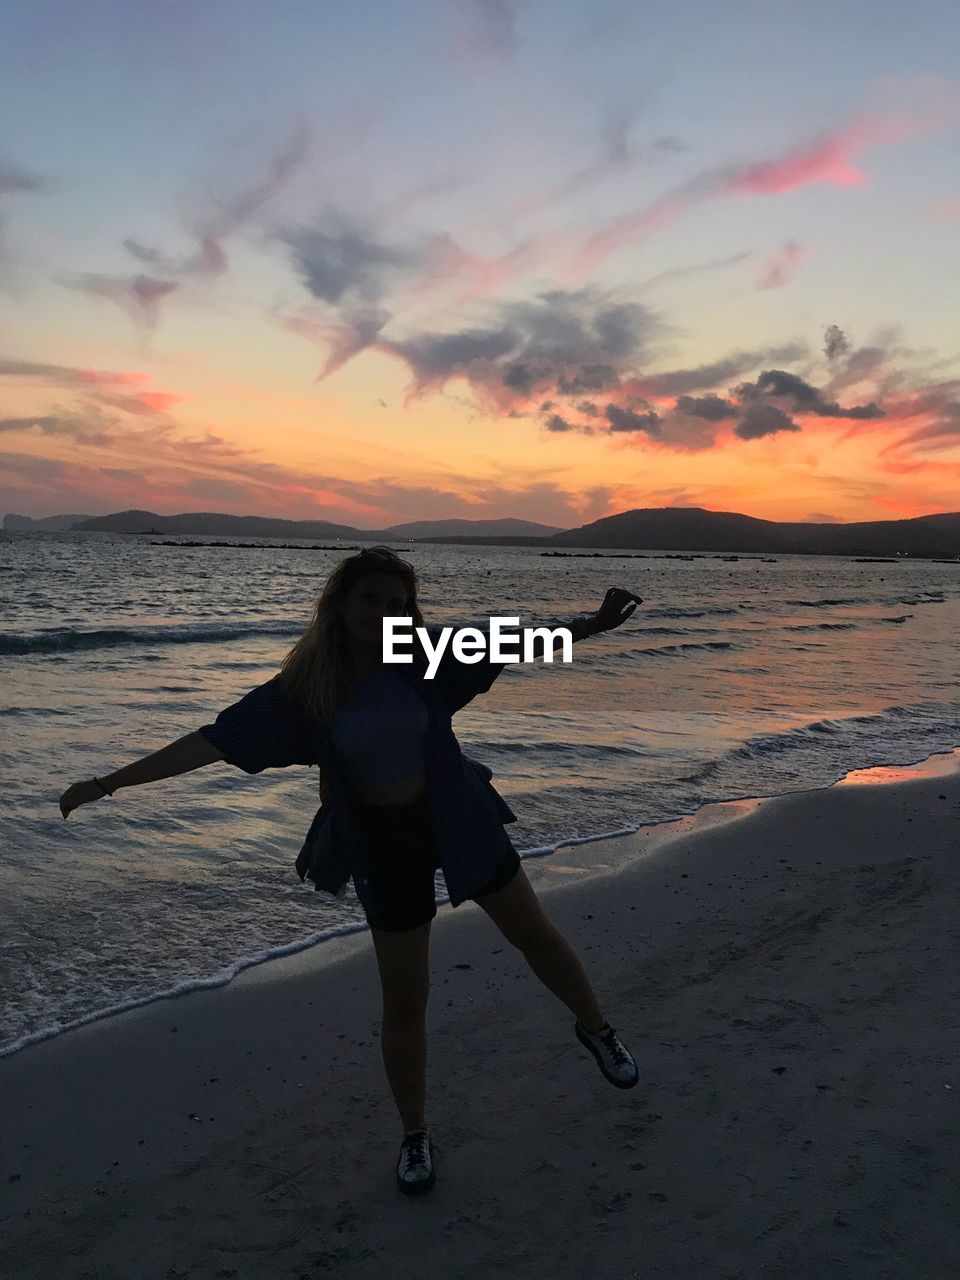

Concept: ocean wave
[[784, 622, 859, 632], [731, 704, 918, 760], [635, 640, 735, 656], [642, 606, 740, 618], [0, 620, 302, 656], [632, 626, 693, 636], [785, 597, 861, 607]]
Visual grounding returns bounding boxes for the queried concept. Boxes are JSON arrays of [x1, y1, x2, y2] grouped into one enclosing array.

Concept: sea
[[2, 531, 958, 1059]]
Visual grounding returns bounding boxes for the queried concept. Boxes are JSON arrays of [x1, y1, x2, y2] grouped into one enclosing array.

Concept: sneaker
[[396, 1127, 435, 1195], [575, 1020, 640, 1088]]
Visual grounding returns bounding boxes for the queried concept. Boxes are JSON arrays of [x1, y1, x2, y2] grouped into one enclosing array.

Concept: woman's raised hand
[[591, 586, 642, 633], [59, 780, 110, 819]]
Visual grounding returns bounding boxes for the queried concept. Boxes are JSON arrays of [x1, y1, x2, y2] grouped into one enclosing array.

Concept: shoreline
[[4, 745, 959, 1064], [2, 750, 958, 1275]]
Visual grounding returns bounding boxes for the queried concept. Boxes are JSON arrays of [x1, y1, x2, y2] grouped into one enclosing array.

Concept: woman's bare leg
[[371, 921, 432, 1131], [475, 865, 605, 1031]]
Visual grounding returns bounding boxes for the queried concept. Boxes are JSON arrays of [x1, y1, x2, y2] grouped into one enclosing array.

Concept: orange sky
[[2, 9, 959, 528]]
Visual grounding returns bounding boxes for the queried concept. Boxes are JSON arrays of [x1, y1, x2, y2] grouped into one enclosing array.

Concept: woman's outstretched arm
[[59, 731, 224, 818], [507, 586, 644, 654]]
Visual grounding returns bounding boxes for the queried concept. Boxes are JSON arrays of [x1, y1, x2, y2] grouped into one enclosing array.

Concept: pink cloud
[[731, 115, 907, 196], [90, 389, 187, 417], [569, 112, 921, 279], [76, 369, 151, 387]]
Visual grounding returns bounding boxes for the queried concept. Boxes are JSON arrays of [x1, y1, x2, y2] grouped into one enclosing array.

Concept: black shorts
[[351, 791, 521, 933]]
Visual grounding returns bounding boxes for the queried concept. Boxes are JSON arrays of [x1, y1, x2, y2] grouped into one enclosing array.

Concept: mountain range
[[4, 507, 960, 557]]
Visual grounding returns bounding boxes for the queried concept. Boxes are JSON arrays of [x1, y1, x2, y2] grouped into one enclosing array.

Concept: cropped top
[[328, 664, 429, 788]]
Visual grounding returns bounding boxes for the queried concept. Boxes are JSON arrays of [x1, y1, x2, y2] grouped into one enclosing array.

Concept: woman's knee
[[380, 973, 430, 1018], [372, 921, 431, 1016], [474, 863, 559, 952]]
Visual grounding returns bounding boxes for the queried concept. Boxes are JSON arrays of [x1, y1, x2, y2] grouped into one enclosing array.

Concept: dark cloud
[[546, 413, 575, 432], [589, 301, 651, 359], [0, 413, 114, 447], [824, 324, 849, 361], [735, 402, 799, 439], [502, 361, 542, 393], [386, 287, 658, 406], [737, 369, 884, 419], [605, 403, 662, 435], [556, 363, 620, 394], [0, 357, 110, 383], [642, 343, 808, 395], [390, 326, 520, 395], [279, 210, 411, 304], [0, 159, 50, 196], [498, 291, 654, 363], [674, 394, 737, 421]]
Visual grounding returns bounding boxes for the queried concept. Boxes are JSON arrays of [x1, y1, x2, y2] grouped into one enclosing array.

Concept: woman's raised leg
[[474, 865, 605, 1032]]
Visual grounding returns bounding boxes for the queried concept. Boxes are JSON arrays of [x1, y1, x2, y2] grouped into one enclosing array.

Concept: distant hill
[[550, 507, 960, 557], [3, 513, 94, 531], [68, 510, 361, 538], [63, 510, 565, 540], [6, 505, 960, 557]]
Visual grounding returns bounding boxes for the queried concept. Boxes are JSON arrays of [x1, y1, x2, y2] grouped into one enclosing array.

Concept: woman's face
[[340, 571, 412, 650]]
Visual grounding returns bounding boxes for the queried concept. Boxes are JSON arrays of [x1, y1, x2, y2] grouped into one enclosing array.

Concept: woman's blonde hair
[[277, 545, 425, 725]]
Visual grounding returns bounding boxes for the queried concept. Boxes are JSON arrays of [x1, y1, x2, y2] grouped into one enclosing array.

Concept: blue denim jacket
[[198, 614, 596, 907]]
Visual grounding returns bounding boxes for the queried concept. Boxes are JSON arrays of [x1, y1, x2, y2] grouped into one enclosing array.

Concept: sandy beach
[[2, 761, 958, 1280]]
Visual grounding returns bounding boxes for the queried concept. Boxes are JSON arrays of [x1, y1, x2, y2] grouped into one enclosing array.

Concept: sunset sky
[[2, 0, 959, 529]]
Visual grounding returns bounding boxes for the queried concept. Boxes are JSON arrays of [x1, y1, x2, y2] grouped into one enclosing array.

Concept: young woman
[[59, 547, 643, 1196]]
